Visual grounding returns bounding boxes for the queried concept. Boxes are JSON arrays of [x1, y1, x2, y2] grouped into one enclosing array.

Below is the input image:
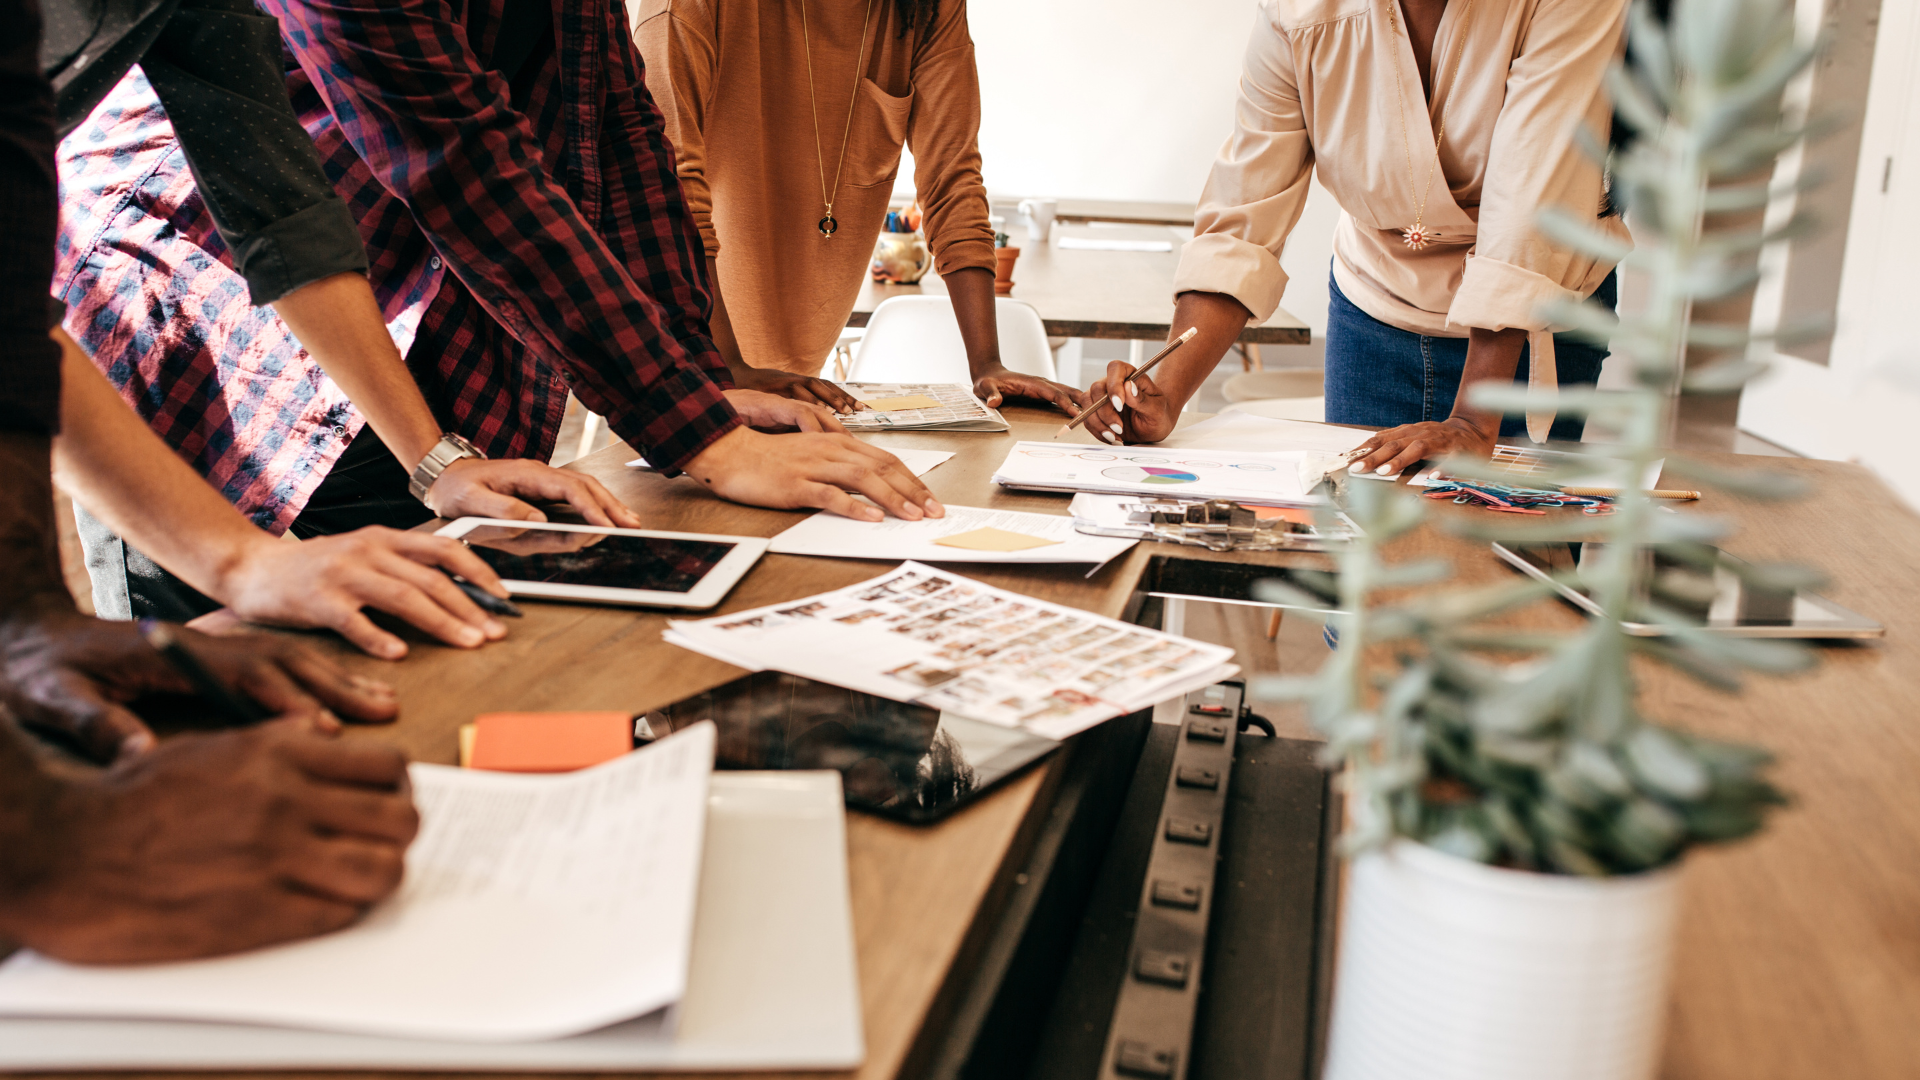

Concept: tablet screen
[[460, 525, 737, 593]]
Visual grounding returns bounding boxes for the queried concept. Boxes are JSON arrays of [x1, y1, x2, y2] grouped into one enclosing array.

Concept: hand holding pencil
[[1059, 327, 1198, 444]]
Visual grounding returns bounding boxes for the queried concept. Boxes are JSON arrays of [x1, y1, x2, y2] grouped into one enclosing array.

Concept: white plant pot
[[1322, 840, 1683, 1080]]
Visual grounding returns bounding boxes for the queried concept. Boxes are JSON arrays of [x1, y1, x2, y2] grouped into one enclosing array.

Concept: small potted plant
[[1260, 3, 1825, 1077]]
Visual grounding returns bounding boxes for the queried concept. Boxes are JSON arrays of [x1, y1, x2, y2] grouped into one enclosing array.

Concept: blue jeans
[[1323, 269, 1617, 443]]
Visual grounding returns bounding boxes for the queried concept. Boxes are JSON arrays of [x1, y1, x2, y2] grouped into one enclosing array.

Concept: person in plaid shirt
[[56, 0, 938, 617]]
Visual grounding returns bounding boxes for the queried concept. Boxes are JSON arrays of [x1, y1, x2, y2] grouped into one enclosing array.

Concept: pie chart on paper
[[1102, 465, 1200, 485]]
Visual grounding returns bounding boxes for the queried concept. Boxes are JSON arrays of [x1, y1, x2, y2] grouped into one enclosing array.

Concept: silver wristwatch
[[408, 433, 486, 505]]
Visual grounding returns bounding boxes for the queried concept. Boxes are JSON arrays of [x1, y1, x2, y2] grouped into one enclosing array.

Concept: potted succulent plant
[[1259, 3, 1827, 1077]]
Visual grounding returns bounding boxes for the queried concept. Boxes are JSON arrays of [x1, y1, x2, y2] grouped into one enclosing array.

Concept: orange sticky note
[[861, 394, 941, 411], [469, 711, 634, 773], [933, 526, 1062, 552]]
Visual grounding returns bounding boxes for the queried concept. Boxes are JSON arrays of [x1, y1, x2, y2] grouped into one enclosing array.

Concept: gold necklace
[[1385, 0, 1477, 250], [800, 0, 878, 239]]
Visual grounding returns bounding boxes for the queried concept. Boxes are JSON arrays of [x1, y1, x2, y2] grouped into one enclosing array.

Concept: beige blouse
[[1175, 0, 1630, 342], [634, 0, 997, 375]]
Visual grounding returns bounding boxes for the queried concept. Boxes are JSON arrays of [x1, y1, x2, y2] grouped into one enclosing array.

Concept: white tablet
[[434, 518, 768, 610]]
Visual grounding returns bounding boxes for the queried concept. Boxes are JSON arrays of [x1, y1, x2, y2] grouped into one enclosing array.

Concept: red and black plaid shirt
[[56, 0, 737, 531]]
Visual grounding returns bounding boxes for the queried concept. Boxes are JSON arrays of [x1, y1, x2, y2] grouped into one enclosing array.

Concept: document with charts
[[665, 563, 1236, 740], [834, 383, 1009, 431], [992, 441, 1328, 506]]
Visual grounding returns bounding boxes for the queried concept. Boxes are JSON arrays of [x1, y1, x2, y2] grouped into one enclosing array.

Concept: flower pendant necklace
[[800, 0, 877, 239], [1386, 0, 1477, 250]]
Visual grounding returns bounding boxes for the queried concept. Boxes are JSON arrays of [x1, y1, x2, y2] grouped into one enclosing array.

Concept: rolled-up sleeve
[[0, 0, 58, 435], [135, 0, 368, 305], [1172, 10, 1313, 324], [906, 6, 994, 277], [1446, 0, 1626, 332]]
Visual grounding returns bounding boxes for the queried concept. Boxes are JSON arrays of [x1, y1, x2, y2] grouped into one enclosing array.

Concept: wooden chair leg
[[1244, 342, 1263, 372], [1265, 607, 1284, 641]]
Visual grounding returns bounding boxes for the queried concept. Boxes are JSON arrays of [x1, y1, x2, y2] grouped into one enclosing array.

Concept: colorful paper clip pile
[[1421, 481, 1614, 515]]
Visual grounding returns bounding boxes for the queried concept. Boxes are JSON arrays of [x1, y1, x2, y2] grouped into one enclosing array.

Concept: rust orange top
[[635, 0, 997, 374]]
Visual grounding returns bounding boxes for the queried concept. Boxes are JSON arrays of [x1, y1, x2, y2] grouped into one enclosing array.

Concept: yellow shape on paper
[[934, 527, 1063, 552], [861, 394, 941, 411]]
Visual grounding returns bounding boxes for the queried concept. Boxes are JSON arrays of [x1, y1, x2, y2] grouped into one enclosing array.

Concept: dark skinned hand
[[1351, 416, 1498, 478], [973, 366, 1089, 417], [0, 714, 418, 964], [1081, 359, 1181, 444], [732, 364, 865, 415], [0, 597, 398, 764]]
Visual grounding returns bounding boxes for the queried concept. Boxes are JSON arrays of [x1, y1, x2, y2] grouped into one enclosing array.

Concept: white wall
[[1740, 0, 1920, 507], [909, 0, 1343, 339]]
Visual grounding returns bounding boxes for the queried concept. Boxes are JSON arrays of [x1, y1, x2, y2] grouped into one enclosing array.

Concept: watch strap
[[408, 433, 486, 505]]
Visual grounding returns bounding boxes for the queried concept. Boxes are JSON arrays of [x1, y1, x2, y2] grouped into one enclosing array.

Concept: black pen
[[440, 568, 523, 618], [136, 618, 271, 724]]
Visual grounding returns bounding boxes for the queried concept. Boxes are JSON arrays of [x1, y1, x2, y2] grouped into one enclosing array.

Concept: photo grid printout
[[834, 383, 1009, 430], [667, 564, 1235, 739]]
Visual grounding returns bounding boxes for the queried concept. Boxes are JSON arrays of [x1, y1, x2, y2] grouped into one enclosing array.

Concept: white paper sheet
[[992, 441, 1326, 507], [0, 771, 863, 1072], [0, 725, 717, 1044], [769, 504, 1136, 566], [875, 446, 956, 477], [666, 564, 1236, 740], [1152, 412, 1372, 454], [629, 443, 954, 480]]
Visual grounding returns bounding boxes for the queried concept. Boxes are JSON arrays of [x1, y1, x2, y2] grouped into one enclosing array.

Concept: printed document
[[833, 383, 1009, 432], [666, 564, 1236, 739], [769, 504, 1136, 565], [0, 725, 717, 1043], [992, 441, 1328, 506]]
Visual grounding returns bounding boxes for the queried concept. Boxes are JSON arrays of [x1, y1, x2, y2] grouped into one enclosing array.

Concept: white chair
[[846, 296, 1057, 383]]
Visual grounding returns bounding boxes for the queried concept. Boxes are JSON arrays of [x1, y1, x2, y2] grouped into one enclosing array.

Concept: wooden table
[[851, 223, 1310, 346], [47, 411, 1920, 1079]]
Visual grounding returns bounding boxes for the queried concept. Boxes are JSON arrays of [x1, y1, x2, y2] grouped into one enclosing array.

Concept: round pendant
[[818, 213, 839, 239], [1401, 225, 1433, 250]]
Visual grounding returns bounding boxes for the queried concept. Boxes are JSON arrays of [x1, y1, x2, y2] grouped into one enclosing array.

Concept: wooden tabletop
[[851, 223, 1310, 346], [1394, 454, 1920, 1080], [38, 412, 1920, 1080]]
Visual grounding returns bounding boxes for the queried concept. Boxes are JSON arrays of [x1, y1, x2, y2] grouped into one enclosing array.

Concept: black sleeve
[[0, 0, 60, 436], [136, 0, 367, 304]]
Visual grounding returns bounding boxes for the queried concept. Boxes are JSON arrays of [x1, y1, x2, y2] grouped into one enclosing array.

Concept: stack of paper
[[0, 767, 864, 1072], [834, 382, 1009, 432], [0, 724, 718, 1043], [992, 440, 1329, 507], [665, 563, 1237, 740], [770, 504, 1137, 566]]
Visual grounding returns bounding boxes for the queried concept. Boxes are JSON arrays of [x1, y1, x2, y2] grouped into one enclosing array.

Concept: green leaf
[[1622, 726, 1710, 800]]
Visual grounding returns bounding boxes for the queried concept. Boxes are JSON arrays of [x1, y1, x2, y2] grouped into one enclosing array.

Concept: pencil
[[1054, 326, 1198, 439], [1558, 487, 1702, 501], [136, 618, 271, 724]]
